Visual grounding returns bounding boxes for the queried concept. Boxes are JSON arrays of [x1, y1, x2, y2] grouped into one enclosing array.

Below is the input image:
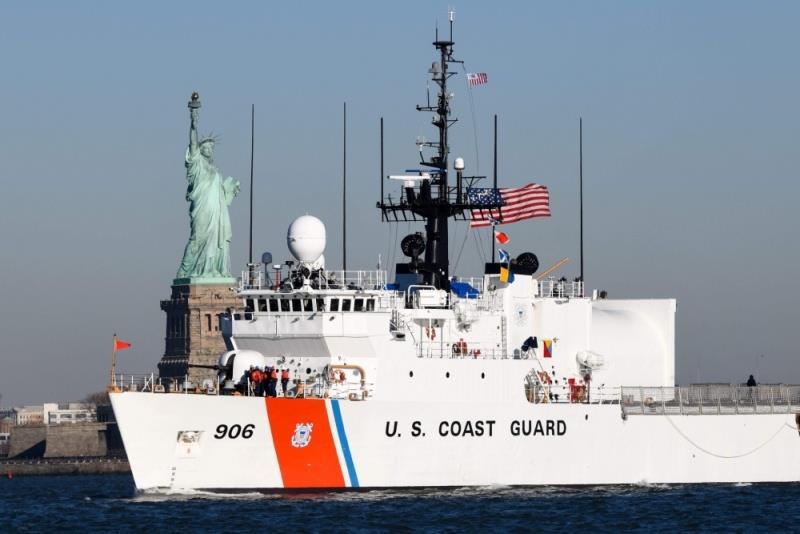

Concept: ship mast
[[378, 15, 502, 291], [416, 32, 459, 289]]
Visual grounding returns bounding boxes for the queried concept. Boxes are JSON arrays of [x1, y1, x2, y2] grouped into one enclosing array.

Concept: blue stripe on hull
[[330, 399, 359, 488]]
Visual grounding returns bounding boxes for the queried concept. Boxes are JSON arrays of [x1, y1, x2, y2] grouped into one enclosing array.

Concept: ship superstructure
[[110, 21, 800, 491]]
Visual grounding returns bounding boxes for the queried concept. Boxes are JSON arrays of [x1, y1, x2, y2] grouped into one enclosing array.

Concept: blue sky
[[0, 1, 798, 405]]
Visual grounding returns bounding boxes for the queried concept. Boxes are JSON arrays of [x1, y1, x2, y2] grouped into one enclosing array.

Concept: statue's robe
[[177, 147, 239, 279]]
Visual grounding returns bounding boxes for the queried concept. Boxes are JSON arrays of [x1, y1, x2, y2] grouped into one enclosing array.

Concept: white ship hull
[[111, 392, 800, 490]]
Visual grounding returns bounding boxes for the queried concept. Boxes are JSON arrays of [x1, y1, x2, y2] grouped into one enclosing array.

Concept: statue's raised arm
[[188, 92, 201, 155]]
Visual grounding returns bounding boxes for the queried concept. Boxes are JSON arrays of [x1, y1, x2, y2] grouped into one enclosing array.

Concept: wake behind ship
[[110, 17, 800, 491]]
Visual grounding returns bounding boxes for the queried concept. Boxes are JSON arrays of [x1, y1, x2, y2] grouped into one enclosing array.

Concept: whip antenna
[[579, 117, 584, 283], [342, 101, 347, 270], [249, 104, 255, 265]]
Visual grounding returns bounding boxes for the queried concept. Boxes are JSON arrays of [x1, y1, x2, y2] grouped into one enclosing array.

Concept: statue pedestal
[[157, 282, 239, 385]]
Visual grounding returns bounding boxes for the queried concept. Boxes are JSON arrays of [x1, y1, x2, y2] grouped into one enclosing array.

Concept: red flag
[[494, 230, 509, 245], [114, 339, 132, 351]]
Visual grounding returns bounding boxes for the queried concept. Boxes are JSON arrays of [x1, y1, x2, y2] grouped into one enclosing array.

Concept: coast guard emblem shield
[[291, 422, 313, 448]]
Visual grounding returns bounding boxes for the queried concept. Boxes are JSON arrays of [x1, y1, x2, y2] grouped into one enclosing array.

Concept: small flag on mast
[[500, 265, 515, 284], [114, 339, 132, 351], [466, 72, 488, 86], [494, 230, 509, 245]]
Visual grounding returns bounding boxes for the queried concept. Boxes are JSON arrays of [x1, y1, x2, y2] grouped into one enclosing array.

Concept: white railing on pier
[[621, 385, 800, 416]]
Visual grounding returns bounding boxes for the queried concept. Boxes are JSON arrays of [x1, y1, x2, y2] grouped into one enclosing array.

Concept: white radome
[[287, 215, 326, 263]]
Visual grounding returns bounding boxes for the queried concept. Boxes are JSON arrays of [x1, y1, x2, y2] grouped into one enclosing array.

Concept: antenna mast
[[579, 117, 584, 282], [377, 13, 502, 290], [249, 104, 255, 265], [342, 102, 347, 271]]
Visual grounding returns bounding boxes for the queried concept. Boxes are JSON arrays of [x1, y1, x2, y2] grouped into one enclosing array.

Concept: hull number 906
[[214, 424, 255, 439]]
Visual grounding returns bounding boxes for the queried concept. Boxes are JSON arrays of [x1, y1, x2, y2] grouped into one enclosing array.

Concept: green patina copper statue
[[175, 92, 240, 284]]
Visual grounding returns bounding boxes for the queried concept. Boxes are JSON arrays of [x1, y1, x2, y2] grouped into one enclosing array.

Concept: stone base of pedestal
[[157, 283, 239, 384]]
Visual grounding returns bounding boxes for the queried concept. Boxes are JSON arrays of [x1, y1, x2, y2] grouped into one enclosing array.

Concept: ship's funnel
[[287, 215, 326, 264]]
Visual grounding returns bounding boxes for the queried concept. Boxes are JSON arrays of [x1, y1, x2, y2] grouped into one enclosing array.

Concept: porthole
[[481, 372, 485, 379], [306, 368, 312, 375], [446, 372, 450, 378], [409, 371, 414, 378]]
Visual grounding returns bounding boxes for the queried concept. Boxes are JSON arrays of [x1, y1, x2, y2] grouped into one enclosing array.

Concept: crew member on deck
[[747, 375, 757, 387], [281, 369, 290, 396], [251, 367, 264, 396], [269, 367, 279, 397]]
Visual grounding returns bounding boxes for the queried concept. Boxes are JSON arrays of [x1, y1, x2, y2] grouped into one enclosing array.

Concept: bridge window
[[269, 299, 279, 312], [303, 299, 313, 312], [316, 298, 325, 312], [245, 298, 254, 312], [330, 298, 340, 312], [291, 299, 302, 312], [366, 299, 375, 311], [280, 299, 290, 312], [354, 298, 364, 311], [342, 299, 352, 312], [258, 299, 267, 312]]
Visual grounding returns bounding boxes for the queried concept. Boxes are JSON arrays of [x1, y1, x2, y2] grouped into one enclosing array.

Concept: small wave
[[633, 480, 672, 489], [133, 487, 271, 502], [734, 482, 752, 487]]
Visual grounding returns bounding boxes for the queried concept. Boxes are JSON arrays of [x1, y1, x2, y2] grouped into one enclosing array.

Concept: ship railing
[[526, 383, 622, 404], [538, 279, 584, 299], [418, 343, 506, 360], [620, 385, 800, 416], [111, 374, 223, 395], [111, 373, 159, 393], [240, 267, 267, 290], [239, 268, 389, 291]]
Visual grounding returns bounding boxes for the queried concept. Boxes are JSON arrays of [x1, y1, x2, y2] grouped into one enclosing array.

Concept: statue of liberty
[[176, 92, 240, 283]]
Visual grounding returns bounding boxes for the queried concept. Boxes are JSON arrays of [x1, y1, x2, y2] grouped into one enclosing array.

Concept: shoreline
[[1, 457, 131, 477]]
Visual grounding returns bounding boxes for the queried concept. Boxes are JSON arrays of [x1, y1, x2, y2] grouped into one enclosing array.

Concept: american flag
[[466, 72, 488, 86], [468, 183, 551, 228]]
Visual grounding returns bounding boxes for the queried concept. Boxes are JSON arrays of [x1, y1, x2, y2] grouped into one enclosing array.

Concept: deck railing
[[621, 385, 800, 416], [240, 268, 388, 291], [538, 279, 584, 298]]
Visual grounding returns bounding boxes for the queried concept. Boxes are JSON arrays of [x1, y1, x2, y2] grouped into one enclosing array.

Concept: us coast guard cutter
[[110, 22, 800, 491]]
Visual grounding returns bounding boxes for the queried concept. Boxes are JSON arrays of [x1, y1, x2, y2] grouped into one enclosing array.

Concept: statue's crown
[[199, 133, 219, 146]]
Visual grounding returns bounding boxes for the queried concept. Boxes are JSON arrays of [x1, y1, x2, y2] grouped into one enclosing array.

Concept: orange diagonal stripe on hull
[[266, 397, 344, 488]]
